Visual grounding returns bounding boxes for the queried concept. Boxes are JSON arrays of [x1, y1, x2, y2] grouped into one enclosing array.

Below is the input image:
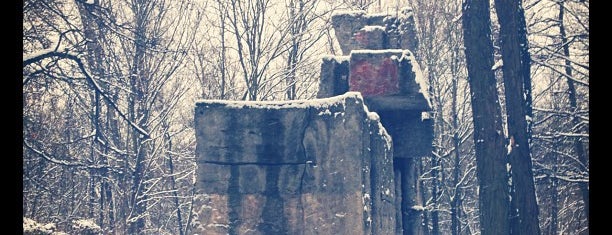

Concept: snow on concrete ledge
[[400, 51, 431, 108], [193, 91, 397, 234], [362, 25, 386, 32], [196, 92, 365, 110], [350, 49, 405, 55], [321, 55, 350, 63], [331, 10, 367, 18]]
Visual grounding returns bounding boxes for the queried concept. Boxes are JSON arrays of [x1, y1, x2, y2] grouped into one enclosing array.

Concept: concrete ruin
[[193, 9, 432, 235], [192, 93, 396, 234], [330, 8, 419, 55]]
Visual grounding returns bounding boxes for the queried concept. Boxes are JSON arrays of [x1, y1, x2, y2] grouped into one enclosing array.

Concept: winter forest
[[22, 0, 588, 234]]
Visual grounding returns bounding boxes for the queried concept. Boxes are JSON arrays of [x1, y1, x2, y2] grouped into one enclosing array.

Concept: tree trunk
[[493, 0, 541, 234], [164, 131, 185, 235], [450, 76, 462, 235], [218, 0, 227, 99], [462, 0, 510, 234], [128, 1, 150, 233], [558, 2, 589, 231], [517, 2, 533, 143], [549, 151, 559, 235], [430, 157, 440, 235], [285, 0, 300, 100], [418, 158, 431, 235], [75, 1, 114, 229]]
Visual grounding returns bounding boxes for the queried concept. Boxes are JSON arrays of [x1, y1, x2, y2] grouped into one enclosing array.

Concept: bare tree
[[493, 0, 541, 233], [23, 0, 201, 233], [226, 0, 287, 100], [462, 0, 511, 233], [556, 1, 589, 229], [408, 0, 479, 234], [526, 0, 589, 233]]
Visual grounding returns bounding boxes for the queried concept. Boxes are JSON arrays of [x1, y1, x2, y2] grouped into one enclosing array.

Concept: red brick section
[[349, 57, 400, 96]]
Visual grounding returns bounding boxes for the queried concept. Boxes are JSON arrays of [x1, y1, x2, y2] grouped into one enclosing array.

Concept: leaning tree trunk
[[462, 0, 510, 234], [493, 0, 541, 234]]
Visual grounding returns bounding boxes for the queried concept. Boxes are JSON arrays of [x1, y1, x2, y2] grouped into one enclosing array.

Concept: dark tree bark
[[462, 0, 510, 234], [450, 60, 462, 235], [493, 0, 541, 234], [517, 2, 532, 141], [549, 150, 559, 235]]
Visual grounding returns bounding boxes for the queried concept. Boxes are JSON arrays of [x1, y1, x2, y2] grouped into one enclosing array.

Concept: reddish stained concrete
[[354, 31, 367, 45], [349, 57, 400, 96]]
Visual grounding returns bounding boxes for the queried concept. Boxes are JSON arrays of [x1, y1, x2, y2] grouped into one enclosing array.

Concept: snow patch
[[72, 219, 103, 234], [351, 49, 405, 55], [362, 25, 386, 32], [332, 10, 366, 18], [362, 101, 392, 150], [369, 12, 391, 17], [23, 45, 68, 63], [366, 111, 380, 121], [492, 59, 503, 71], [318, 109, 332, 116], [72, 219, 102, 232], [197, 92, 363, 110], [321, 55, 350, 63], [23, 217, 56, 234], [208, 223, 230, 229], [421, 111, 431, 121], [401, 51, 432, 108]]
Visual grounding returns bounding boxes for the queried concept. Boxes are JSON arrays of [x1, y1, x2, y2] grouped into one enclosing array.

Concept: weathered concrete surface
[[331, 11, 368, 55], [317, 56, 349, 98], [354, 26, 387, 50], [192, 92, 396, 235], [384, 8, 419, 53], [320, 50, 429, 111], [331, 9, 419, 55], [323, 10, 432, 233]]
